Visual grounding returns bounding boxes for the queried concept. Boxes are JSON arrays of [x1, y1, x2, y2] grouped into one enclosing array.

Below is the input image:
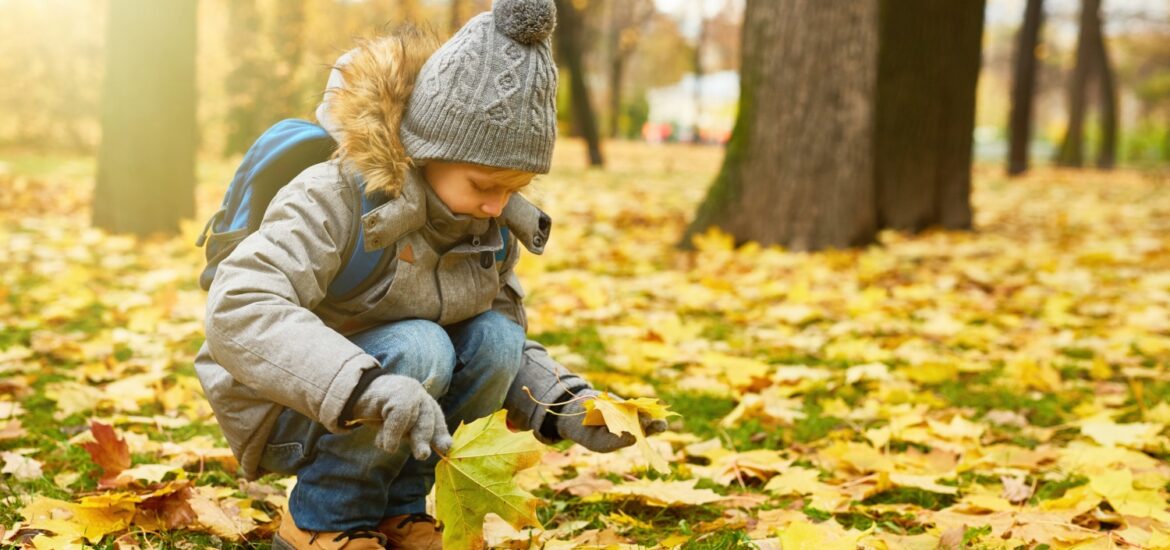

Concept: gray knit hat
[[400, 0, 559, 174]]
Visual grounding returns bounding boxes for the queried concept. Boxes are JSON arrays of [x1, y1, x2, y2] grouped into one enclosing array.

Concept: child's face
[[423, 161, 534, 219]]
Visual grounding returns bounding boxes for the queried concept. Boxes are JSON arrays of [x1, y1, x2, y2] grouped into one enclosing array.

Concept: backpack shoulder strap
[[327, 177, 387, 300]]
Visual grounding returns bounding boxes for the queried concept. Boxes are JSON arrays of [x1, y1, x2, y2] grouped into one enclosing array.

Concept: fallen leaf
[[602, 479, 723, 507], [435, 410, 544, 550], [81, 422, 131, 487], [188, 486, 259, 541], [582, 393, 673, 473], [1, 450, 43, 480]]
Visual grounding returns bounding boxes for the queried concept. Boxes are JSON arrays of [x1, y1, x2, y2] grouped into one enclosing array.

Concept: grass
[[934, 369, 1079, 427]]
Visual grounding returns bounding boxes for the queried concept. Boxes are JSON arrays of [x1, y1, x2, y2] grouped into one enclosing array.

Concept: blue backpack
[[196, 119, 388, 299], [196, 118, 511, 300]]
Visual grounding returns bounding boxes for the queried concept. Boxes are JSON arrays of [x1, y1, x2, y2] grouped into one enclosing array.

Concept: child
[[194, 1, 666, 548]]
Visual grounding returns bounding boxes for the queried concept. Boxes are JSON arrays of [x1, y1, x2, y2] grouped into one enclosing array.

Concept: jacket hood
[[319, 25, 441, 198]]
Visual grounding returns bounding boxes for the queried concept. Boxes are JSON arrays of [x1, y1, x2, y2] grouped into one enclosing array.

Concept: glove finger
[[428, 400, 454, 455], [409, 403, 436, 461], [638, 411, 668, 436], [587, 429, 637, 453], [377, 400, 420, 454]]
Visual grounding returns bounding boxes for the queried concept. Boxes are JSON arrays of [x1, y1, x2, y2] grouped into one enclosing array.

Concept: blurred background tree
[[1008, 0, 1046, 176], [93, 0, 196, 236], [3, 0, 1170, 239]]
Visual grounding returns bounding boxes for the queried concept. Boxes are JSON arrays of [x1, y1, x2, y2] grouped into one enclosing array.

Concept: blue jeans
[[259, 311, 525, 532]]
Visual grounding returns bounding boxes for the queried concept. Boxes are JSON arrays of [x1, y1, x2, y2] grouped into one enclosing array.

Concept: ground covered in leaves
[[1, 143, 1169, 549]]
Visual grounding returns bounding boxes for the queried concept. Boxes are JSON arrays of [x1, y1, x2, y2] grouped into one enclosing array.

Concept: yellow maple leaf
[[777, 519, 868, 550], [21, 495, 136, 544], [582, 393, 676, 473], [764, 467, 823, 495], [1089, 469, 1170, 522], [1080, 419, 1164, 448], [602, 479, 723, 507]]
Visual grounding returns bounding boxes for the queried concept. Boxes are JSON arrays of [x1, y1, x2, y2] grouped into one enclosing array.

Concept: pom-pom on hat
[[493, 0, 557, 44], [400, 0, 559, 174]]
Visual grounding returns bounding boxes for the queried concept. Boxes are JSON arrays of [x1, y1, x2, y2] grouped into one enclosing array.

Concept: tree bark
[[1093, 17, 1117, 169], [553, 0, 604, 167], [1007, 0, 1045, 176], [606, 0, 653, 139], [224, 0, 265, 156], [691, 0, 706, 143], [682, 0, 879, 251], [1057, 0, 1099, 167], [93, 0, 196, 236], [874, 0, 983, 232]]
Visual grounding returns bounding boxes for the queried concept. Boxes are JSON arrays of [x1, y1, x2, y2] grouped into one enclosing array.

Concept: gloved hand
[[351, 375, 453, 460], [555, 389, 669, 453]]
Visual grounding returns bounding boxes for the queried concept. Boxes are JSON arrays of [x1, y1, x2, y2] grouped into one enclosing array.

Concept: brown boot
[[272, 512, 388, 550], [377, 513, 442, 549]]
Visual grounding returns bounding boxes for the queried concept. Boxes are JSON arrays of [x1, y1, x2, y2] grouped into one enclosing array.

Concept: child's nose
[[481, 198, 505, 217]]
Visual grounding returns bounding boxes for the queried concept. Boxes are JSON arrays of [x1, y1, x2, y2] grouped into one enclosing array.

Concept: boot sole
[[272, 534, 296, 550]]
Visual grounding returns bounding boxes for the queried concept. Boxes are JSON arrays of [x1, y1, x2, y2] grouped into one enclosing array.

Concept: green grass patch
[[935, 374, 1077, 427], [679, 530, 754, 549], [1031, 475, 1088, 504], [660, 391, 737, 440], [863, 487, 957, 510], [833, 509, 924, 534], [531, 326, 608, 371]]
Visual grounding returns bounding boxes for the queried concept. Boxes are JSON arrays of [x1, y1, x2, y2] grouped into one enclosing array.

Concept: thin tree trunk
[[1057, 0, 1098, 167], [1094, 19, 1117, 169], [683, 0, 878, 250], [274, 0, 309, 117], [93, 0, 196, 236], [553, 0, 604, 167], [607, 1, 624, 139], [608, 54, 626, 139], [1008, 0, 1045, 176], [874, 0, 983, 231], [691, 0, 706, 144]]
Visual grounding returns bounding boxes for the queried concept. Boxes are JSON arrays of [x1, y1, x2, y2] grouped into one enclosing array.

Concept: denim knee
[[451, 312, 524, 392], [351, 320, 457, 398]]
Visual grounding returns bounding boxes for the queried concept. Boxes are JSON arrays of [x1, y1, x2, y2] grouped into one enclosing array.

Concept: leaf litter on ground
[[1, 145, 1169, 547]]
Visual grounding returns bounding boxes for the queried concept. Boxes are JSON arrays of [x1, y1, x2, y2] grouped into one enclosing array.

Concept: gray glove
[[555, 389, 669, 453], [351, 374, 453, 460]]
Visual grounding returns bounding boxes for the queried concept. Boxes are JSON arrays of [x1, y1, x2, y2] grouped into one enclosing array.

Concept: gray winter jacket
[[194, 31, 586, 480]]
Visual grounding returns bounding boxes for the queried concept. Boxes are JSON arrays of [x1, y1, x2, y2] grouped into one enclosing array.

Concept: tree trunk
[[682, 0, 879, 251], [274, 0, 309, 117], [874, 0, 983, 232], [1007, 0, 1044, 176], [608, 52, 627, 140], [224, 0, 265, 156], [1093, 18, 1117, 169], [607, 1, 626, 139], [553, 0, 604, 167], [93, 0, 196, 237], [691, 0, 706, 144], [1057, 0, 1098, 167]]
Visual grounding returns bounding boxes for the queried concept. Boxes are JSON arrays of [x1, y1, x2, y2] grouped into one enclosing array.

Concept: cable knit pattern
[[400, 2, 558, 174]]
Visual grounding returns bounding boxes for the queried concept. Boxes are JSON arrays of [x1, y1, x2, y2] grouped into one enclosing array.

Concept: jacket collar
[[360, 168, 552, 255]]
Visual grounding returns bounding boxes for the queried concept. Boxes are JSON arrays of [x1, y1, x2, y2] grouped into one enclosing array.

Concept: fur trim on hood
[[321, 25, 440, 198]]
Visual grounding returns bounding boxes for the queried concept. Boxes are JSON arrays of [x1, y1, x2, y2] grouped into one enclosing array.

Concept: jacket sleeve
[[492, 235, 591, 444], [204, 165, 380, 433]]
